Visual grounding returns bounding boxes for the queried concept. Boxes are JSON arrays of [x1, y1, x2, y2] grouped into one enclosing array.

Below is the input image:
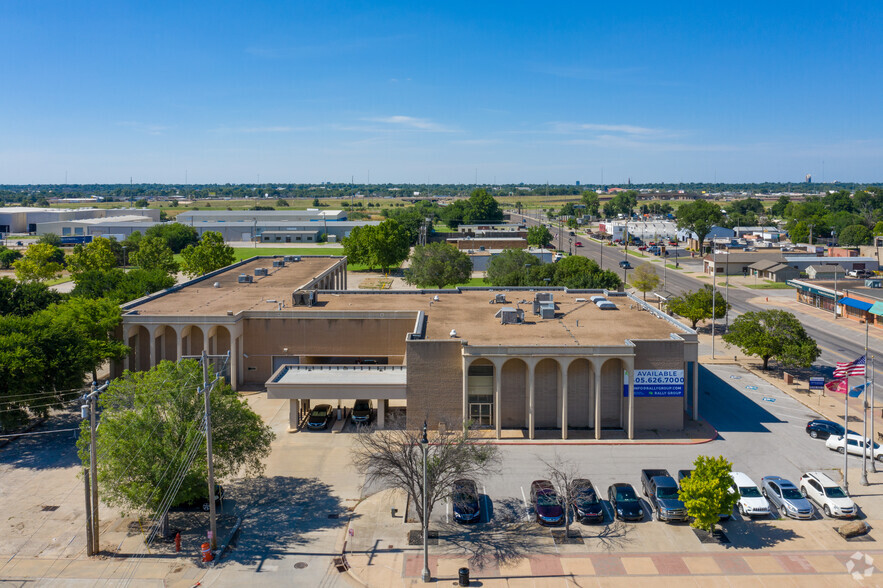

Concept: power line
[[0, 427, 79, 439]]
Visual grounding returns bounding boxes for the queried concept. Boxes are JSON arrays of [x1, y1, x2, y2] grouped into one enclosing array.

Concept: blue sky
[[2, 1, 882, 184]]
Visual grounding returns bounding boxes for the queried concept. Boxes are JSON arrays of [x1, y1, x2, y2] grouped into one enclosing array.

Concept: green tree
[[770, 195, 790, 217], [134, 198, 149, 208], [668, 285, 729, 329], [675, 200, 724, 251], [485, 249, 538, 287], [404, 243, 473, 289], [130, 236, 179, 275], [580, 191, 601, 216], [678, 455, 740, 534], [723, 309, 821, 370], [276, 198, 290, 207], [66, 237, 118, 275], [631, 263, 660, 300], [369, 219, 411, 274], [873, 221, 883, 236], [551, 255, 622, 290], [145, 223, 199, 254], [462, 188, 503, 224], [0, 277, 64, 316], [0, 246, 22, 269], [71, 268, 176, 303], [53, 297, 129, 381], [38, 233, 63, 248], [180, 231, 235, 278], [838, 224, 872, 246], [78, 359, 274, 527], [527, 225, 553, 248], [13, 242, 65, 282]]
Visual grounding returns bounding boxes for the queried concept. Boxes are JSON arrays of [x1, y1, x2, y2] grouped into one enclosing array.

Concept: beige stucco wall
[[632, 339, 685, 431], [405, 339, 464, 430]]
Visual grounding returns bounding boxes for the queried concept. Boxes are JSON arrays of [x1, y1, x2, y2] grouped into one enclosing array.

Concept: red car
[[574, 241, 583, 247]]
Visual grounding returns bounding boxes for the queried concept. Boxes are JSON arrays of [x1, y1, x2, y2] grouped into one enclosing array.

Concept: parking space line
[[445, 498, 450, 523], [482, 485, 488, 524], [520, 486, 530, 521]]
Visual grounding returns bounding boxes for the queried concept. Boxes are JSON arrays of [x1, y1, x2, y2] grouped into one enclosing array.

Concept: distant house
[[805, 264, 847, 280], [704, 252, 786, 276], [678, 226, 735, 252], [748, 260, 800, 282]]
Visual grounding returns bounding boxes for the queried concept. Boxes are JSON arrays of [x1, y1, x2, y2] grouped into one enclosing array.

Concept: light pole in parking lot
[[421, 421, 430, 583]]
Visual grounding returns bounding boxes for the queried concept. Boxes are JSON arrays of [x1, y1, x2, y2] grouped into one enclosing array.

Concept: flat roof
[[130, 256, 342, 315], [271, 365, 407, 386], [314, 291, 685, 346]]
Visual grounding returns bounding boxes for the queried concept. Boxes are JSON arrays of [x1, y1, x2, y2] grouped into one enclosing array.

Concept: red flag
[[825, 378, 847, 394]]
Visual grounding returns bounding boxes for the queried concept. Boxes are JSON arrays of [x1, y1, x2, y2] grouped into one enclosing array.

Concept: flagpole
[[872, 356, 877, 474], [845, 373, 850, 493], [863, 328, 870, 485]]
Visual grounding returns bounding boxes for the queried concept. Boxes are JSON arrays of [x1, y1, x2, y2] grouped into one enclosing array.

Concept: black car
[[452, 478, 481, 524], [608, 483, 643, 521], [619, 260, 632, 269], [174, 484, 224, 512], [351, 399, 373, 425], [307, 404, 334, 429], [530, 480, 564, 525], [806, 419, 858, 440], [572, 479, 604, 523]]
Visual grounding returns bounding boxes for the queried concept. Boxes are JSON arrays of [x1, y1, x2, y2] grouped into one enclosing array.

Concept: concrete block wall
[[632, 339, 685, 431], [405, 339, 463, 430]]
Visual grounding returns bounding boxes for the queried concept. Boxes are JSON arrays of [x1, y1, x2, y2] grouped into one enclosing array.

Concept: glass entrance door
[[469, 403, 493, 428]]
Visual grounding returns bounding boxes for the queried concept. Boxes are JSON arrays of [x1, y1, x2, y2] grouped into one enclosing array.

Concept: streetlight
[[420, 421, 430, 583]]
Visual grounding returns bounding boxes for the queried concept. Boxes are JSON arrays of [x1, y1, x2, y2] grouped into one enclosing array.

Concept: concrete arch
[[599, 358, 625, 429], [534, 358, 560, 429], [125, 325, 151, 372], [153, 325, 178, 364], [567, 358, 593, 429], [500, 358, 528, 429], [467, 359, 494, 428], [181, 325, 205, 357], [207, 325, 231, 356]]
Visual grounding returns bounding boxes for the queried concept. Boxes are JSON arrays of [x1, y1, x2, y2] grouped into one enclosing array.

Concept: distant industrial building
[[0, 207, 159, 234], [173, 209, 376, 242], [37, 215, 159, 239]]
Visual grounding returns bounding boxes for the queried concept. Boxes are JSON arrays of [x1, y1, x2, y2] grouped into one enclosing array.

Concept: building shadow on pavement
[[719, 520, 800, 549], [214, 476, 352, 566], [699, 365, 787, 433], [0, 410, 82, 470]]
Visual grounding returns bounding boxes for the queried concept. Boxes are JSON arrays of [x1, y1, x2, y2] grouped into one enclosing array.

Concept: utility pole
[[89, 383, 99, 555], [83, 421, 94, 556], [202, 351, 218, 550], [712, 245, 717, 359]]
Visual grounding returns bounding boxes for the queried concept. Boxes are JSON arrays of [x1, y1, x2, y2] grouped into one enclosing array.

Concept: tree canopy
[[145, 222, 199, 254], [631, 263, 660, 300], [13, 242, 65, 282], [675, 200, 724, 249], [723, 309, 821, 370], [130, 236, 179, 275], [70, 268, 176, 303], [0, 277, 64, 316], [485, 250, 621, 289], [0, 246, 22, 269], [668, 285, 729, 329], [78, 359, 275, 518], [527, 225, 553, 248], [403, 242, 472, 289], [180, 231, 235, 277], [678, 455, 740, 534], [838, 224, 872, 246], [342, 219, 411, 274], [66, 237, 118, 276]]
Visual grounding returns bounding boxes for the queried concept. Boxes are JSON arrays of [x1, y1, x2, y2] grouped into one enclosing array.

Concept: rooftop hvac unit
[[272, 259, 286, 267], [596, 301, 618, 310], [540, 301, 555, 319], [291, 289, 317, 307], [238, 274, 253, 283], [494, 293, 507, 304], [284, 255, 301, 262], [533, 292, 554, 315], [255, 267, 269, 276], [589, 295, 607, 303], [494, 306, 524, 325]]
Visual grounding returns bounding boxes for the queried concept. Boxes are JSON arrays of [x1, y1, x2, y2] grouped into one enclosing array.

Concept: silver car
[[761, 476, 813, 519]]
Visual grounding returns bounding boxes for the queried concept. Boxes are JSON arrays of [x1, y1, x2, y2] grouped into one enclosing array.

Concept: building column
[[203, 329, 210, 357], [692, 360, 699, 420], [462, 357, 471, 430], [493, 359, 502, 440], [684, 361, 690, 413], [594, 362, 602, 440], [528, 360, 536, 440], [626, 358, 635, 440], [230, 336, 239, 391], [176, 329, 183, 362], [560, 359, 572, 440], [377, 399, 386, 429], [149, 326, 157, 368], [289, 399, 301, 432]]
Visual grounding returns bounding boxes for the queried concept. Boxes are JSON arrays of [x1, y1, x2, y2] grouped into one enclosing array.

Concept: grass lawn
[[625, 250, 648, 258], [745, 281, 795, 289], [665, 264, 682, 270], [174, 246, 344, 264], [45, 275, 73, 286], [442, 277, 488, 288]]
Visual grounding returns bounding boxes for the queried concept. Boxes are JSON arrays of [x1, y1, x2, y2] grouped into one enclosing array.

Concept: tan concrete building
[[115, 255, 700, 440]]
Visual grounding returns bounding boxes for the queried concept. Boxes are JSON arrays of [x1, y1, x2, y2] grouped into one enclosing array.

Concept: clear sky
[[2, 1, 882, 185]]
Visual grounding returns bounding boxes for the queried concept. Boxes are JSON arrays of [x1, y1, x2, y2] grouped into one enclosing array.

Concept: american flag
[[834, 355, 866, 378]]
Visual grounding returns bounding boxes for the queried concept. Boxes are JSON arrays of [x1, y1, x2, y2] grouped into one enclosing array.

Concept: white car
[[799, 472, 857, 519], [825, 433, 883, 460], [730, 472, 771, 517]]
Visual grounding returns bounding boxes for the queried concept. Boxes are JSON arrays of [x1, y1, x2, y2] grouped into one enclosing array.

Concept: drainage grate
[[294, 562, 309, 569], [41, 506, 59, 512]]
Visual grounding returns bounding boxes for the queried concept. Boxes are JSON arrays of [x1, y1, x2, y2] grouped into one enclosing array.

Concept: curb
[[480, 420, 718, 446]]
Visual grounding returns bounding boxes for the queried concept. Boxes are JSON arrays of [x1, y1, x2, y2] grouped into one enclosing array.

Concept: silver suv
[[799, 472, 856, 519]]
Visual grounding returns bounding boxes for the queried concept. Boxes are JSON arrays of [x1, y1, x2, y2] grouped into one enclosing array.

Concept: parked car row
[[451, 466, 858, 527], [306, 399, 376, 430], [806, 419, 883, 461]]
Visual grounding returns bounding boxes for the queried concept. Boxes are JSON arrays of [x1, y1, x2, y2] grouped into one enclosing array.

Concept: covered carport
[[266, 364, 407, 431]]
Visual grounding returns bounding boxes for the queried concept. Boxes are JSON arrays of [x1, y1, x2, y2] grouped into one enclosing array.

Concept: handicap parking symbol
[[745, 385, 758, 391]]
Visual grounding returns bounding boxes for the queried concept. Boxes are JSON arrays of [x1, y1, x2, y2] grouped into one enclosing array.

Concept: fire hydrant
[[175, 532, 181, 553]]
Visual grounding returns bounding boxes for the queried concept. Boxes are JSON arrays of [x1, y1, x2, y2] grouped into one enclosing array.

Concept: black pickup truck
[[640, 469, 688, 522]]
